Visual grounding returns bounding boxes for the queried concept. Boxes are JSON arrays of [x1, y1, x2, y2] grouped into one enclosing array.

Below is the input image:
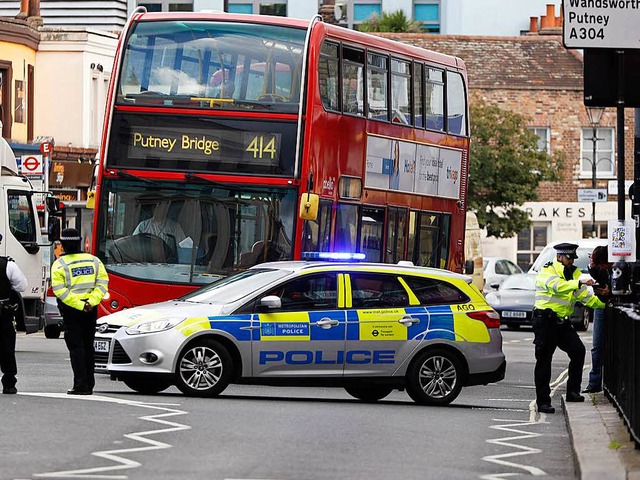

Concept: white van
[[528, 238, 606, 275]]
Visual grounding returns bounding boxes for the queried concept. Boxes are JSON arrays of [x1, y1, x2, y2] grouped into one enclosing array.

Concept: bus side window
[[334, 203, 359, 253]]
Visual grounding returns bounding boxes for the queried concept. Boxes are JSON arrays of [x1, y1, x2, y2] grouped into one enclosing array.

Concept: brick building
[[381, 26, 635, 269]]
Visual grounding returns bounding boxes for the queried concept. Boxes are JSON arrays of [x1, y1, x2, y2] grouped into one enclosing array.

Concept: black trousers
[[533, 310, 586, 405], [61, 304, 97, 391], [0, 312, 17, 390]]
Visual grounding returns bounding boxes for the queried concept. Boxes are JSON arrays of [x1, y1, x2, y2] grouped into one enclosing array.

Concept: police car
[[95, 257, 506, 405]]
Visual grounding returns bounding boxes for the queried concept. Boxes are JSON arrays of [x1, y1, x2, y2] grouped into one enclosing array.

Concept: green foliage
[[468, 102, 564, 238], [357, 10, 424, 33]]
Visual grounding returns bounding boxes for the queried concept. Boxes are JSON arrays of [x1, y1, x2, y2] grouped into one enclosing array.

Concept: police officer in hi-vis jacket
[[51, 228, 108, 395], [532, 242, 605, 414]]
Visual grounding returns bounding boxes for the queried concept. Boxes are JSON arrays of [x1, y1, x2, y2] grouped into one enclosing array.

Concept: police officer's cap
[[554, 242, 579, 259], [60, 228, 81, 242]]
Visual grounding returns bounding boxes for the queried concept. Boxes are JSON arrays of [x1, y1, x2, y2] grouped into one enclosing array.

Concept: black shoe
[[67, 389, 92, 395], [538, 403, 555, 414], [566, 392, 585, 402], [2, 387, 17, 394], [582, 386, 602, 394]]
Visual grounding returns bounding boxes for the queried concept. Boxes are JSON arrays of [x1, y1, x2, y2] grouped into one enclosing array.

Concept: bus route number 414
[[246, 134, 277, 160]]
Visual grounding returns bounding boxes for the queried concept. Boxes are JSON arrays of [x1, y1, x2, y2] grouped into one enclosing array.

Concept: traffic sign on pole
[[563, 1, 640, 49], [20, 154, 43, 175]]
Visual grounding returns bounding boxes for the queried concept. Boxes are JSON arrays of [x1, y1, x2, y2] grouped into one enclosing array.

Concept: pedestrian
[[583, 245, 612, 394], [51, 228, 108, 395], [0, 234, 28, 394], [532, 242, 605, 414]]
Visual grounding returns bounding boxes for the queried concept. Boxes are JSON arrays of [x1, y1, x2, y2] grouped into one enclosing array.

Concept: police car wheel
[[175, 339, 232, 397], [575, 308, 590, 332], [122, 376, 172, 394], [406, 348, 463, 406], [344, 385, 394, 402]]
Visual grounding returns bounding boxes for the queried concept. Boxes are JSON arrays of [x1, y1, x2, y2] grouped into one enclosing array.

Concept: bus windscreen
[[118, 21, 306, 113]]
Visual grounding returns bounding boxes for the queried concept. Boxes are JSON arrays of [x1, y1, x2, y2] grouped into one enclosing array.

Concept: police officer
[[51, 228, 108, 395], [0, 234, 27, 394], [533, 242, 605, 414]]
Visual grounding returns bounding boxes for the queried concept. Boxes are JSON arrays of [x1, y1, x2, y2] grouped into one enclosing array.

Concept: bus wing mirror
[[464, 259, 474, 275], [45, 195, 61, 215], [86, 189, 96, 209], [299, 193, 319, 221]]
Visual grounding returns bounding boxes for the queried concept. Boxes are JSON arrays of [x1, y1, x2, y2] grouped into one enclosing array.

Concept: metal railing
[[604, 304, 640, 448]]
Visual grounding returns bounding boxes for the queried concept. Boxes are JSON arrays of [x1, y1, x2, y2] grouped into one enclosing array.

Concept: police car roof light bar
[[302, 251, 366, 261]]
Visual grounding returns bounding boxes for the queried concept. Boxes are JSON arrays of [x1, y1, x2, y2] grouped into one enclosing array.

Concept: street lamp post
[[586, 106, 605, 238]]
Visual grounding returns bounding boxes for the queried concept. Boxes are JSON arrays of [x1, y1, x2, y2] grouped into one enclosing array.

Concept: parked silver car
[[483, 256, 523, 293]]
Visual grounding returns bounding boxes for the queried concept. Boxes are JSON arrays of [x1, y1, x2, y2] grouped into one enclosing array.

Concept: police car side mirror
[[259, 295, 282, 310]]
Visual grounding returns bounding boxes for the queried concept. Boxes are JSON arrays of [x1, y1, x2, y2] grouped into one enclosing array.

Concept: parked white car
[[483, 256, 523, 293]]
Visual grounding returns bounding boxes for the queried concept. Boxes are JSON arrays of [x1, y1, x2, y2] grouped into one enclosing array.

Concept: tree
[[469, 101, 564, 238], [357, 10, 423, 33]]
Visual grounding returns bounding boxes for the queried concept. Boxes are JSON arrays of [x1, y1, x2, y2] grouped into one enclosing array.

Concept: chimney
[[529, 16, 539, 33], [16, 0, 28, 19], [27, 0, 43, 27], [29, 0, 40, 17], [539, 4, 562, 35]]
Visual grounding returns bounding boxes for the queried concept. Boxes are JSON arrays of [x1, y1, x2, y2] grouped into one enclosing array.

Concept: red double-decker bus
[[92, 9, 470, 316]]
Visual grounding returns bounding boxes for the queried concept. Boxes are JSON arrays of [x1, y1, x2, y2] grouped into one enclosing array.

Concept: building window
[[581, 127, 615, 177], [260, 2, 286, 15], [516, 223, 549, 271], [354, 1, 381, 22], [228, 1, 286, 15], [529, 127, 550, 154], [414, 1, 440, 33], [582, 221, 608, 239], [138, 0, 193, 12], [228, 3, 253, 14]]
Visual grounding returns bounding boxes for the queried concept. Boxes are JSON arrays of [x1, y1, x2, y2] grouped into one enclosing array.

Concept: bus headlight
[[125, 317, 186, 335]]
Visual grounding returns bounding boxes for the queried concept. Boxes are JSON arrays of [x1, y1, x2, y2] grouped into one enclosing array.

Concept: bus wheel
[[406, 348, 463, 406], [123, 376, 172, 394], [44, 324, 61, 339], [175, 339, 232, 397], [345, 385, 394, 402]]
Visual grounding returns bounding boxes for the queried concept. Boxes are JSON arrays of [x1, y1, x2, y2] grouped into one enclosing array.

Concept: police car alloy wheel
[[344, 385, 394, 402], [122, 375, 172, 395], [406, 348, 463, 406], [175, 338, 232, 397]]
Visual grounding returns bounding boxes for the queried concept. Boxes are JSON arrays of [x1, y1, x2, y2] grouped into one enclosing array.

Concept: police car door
[[252, 271, 347, 378], [343, 271, 427, 377]]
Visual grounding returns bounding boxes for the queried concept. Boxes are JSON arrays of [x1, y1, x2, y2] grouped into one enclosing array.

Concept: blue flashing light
[[302, 251, 366, 261]]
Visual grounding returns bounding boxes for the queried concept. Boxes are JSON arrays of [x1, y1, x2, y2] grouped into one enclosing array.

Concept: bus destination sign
[[563, 0, 640, 49], [128, 127, 281, 164]]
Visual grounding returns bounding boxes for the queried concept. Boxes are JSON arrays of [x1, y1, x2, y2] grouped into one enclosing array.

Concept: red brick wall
[[470, 89, 635, 203]]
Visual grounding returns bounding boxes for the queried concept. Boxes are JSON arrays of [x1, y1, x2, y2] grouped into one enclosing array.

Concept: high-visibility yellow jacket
[[534, 260, 605, 318], [51, 253, 109, 311]]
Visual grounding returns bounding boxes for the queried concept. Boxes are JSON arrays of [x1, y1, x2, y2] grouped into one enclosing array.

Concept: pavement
[[564, 392, 640, 479]]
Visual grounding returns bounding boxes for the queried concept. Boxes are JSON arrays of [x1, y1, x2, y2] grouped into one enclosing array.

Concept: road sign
[[40, 142, 53, 155], [578, 188, 608, 202], [563, 1, 640, 49], [20, 154, 43, 175]]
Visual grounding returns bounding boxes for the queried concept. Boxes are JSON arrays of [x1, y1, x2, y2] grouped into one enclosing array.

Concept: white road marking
[[19, 392, 191, 479], [480, 367, 573, 478], [480, 419, 546, 477]]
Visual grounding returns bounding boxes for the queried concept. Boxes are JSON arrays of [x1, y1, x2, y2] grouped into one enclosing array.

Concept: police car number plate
[[502, 311, 527, 318], [94, 340, 109, 353]]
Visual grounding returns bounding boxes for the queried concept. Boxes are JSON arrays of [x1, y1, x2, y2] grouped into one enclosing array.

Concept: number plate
[[94, 340, 110, 353], [502, 311, 527, 319]]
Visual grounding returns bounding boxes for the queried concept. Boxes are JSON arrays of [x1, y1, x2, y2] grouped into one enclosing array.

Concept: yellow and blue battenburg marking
[[174, 305, 489, 344]]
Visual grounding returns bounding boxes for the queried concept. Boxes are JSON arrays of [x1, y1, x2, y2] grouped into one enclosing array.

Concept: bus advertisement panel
[[91, 10, 470, 315]]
